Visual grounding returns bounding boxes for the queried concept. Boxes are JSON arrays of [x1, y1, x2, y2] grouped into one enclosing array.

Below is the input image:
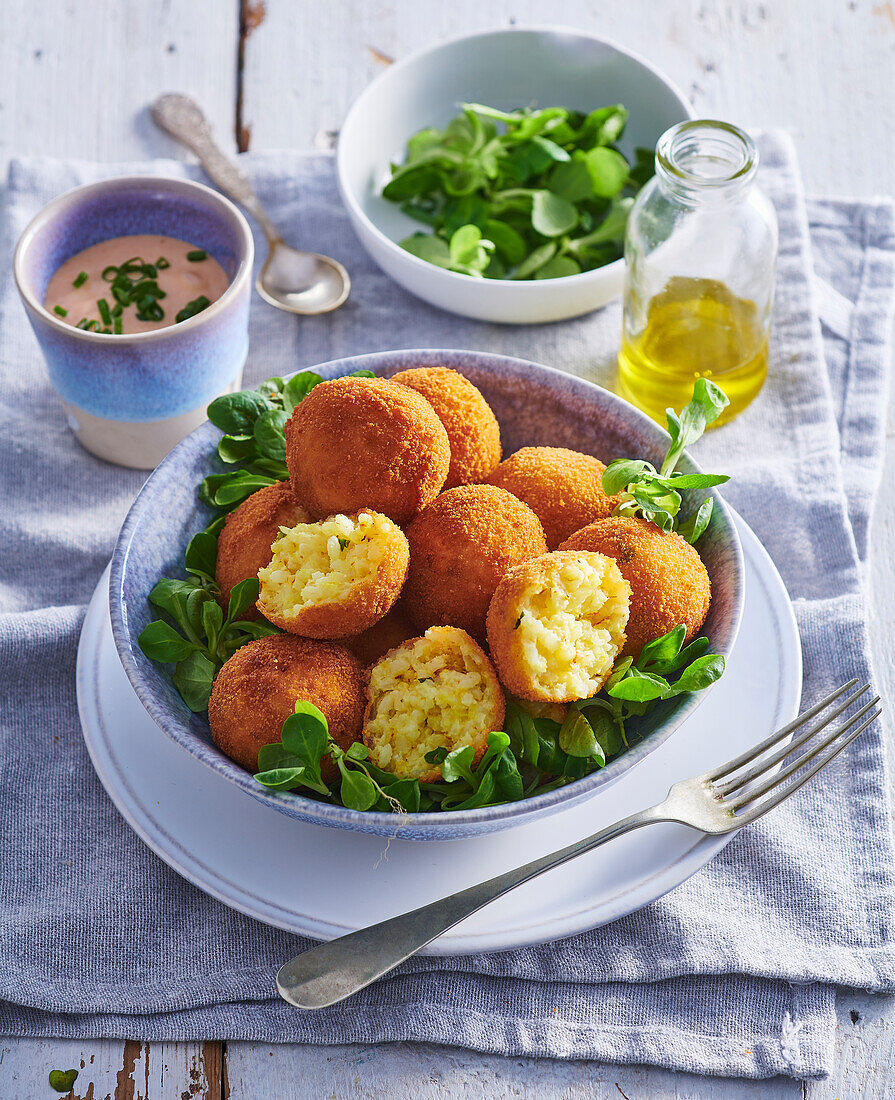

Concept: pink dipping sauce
[[44, 234, 229, 334]]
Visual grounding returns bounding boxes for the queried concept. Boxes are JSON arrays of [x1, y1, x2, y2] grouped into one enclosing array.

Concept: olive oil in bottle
[[617, 120, 777, 428], [617, 277, 768, 427]]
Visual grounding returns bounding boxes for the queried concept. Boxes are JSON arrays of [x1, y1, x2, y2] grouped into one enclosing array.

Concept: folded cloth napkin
[[1, 133, 893, 1081]]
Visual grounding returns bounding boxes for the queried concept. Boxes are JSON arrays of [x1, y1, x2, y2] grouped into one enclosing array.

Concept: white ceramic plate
[[77, 513, 800, 954]]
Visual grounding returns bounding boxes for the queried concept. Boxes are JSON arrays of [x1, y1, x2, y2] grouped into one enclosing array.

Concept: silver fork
[[277, 680, 881, 1010]]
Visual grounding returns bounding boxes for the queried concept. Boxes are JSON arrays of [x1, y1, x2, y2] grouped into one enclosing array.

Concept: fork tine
[[707, 678, 859, 781], [734, 709, 881, 823], [715, 684, 872, 796], [727, 697, 880, 812]]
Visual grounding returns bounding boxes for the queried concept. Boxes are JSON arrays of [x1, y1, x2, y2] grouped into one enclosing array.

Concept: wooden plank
[[809, 991, 895, 1099], [224, 1041, 802, 1099], [0, 1038, 223, 1099], [0, 0, 238, 166]]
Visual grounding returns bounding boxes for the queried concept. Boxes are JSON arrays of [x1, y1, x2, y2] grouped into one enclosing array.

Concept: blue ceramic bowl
[[109, 349, 744, 840], [14, 176, 253, 469]]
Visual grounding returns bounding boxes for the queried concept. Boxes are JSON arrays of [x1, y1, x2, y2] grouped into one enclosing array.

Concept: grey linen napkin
[[0, 134, 893, 1081]]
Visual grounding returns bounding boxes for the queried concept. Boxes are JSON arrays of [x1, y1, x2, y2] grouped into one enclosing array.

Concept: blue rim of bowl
[[336, 24, 695, 290], [109, 348, 744, 833], [12, 175, 255, 344]]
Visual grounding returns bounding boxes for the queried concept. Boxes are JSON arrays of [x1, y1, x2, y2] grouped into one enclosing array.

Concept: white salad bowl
[[337, 26, 694, 324]]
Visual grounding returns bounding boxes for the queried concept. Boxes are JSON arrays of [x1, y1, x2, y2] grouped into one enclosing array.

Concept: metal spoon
[[150, 94, 349, 315]]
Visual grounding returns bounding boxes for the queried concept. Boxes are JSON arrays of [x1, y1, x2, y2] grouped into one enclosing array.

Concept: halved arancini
[[559, 516, 711, 657], [391, 366, 501, 489], [486, 551, 630, 703], [257, 509, 409, 638], [215, 480, 309, 620], [363, 626, 505, 782]]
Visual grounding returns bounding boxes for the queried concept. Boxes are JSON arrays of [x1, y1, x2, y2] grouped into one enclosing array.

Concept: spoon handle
[[150, 93, 281, 244]]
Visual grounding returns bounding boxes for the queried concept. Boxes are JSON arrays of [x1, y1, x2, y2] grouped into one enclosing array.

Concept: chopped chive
[[76, 318, 90, 329], [97, 299, 112, 325], [112, 286, 131, 306], [111, 302, 123, 317], [186, 249, 207, 262], [73, 271, 88, 288], [113, 315, 123, 334], [156, 256, 170, 269], [144, 263, 157, 278], [101, 265, 119, 281], [53, 305, 68, 317], [175, 295, 211, 322]]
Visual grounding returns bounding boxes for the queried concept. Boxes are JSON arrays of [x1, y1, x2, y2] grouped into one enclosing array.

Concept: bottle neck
[[655, 120, 758, 207]]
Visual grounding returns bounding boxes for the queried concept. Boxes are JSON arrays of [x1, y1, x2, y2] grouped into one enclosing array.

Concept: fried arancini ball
[[486, 551, 630, 703], [403, 484, 548, 641], [343, 605, 416, 667], [363, 626, 505, 782], [559, 516, 711, 657], [214, 481, 309, 620], [257, 509, 409, 638], [208, 633, 365, 783], [285, 377, 450, 525], [390, 366, 501, 489], [486, 447, 623, 550]]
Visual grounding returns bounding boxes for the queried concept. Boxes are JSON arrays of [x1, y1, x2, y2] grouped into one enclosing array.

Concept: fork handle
[[276, 804, 666, 1009]]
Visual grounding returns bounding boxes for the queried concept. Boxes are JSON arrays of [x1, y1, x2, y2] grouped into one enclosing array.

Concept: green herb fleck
[[176, 295, 211, 323], [52, 305, 68, 317], [187, 249, 208, 262], [97, 298, 112, 326], [72, 271, 88, 288], [48, 1068, 79, 1092], [337, 537, 351, 551]]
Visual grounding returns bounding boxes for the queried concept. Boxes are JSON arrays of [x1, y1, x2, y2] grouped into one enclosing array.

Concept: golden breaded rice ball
[[343, 605, 416, 667], [403, 484, 548, 641], [486, 446, 623, 550], [391, 366, 501, 488], [285, 376, 450, 525], [257, 509, 408, 638], [363, 626, 505, 781], [486, 551, 630, 703], [560, 516, 711, 657], [215, 481, 308, 620], [208, 633, 365, 783]]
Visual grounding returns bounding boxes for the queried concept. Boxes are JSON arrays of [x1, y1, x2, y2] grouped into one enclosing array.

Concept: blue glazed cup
[[13, 176, 254, 468]]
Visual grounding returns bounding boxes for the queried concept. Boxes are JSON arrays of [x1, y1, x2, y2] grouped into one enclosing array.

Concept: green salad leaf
[[602, 379, 731, 538], [383, 101, 653, 279]]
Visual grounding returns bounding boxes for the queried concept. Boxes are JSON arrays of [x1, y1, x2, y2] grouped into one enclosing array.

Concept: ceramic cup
[[13, 176, 254, 469]]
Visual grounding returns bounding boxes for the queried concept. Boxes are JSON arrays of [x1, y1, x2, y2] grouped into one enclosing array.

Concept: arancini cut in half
[[486, 446, 623, 550], [285, 376, 450, 525], [391, 366, 501, 488], [403, 484, 548, 641], [215, 480, 309, 620], [486, 551, 630, 703], [559, 516, 711, 657], [257, 509, 408, 638], [362, 626, 505, 782], [208, 633, 365, 783]]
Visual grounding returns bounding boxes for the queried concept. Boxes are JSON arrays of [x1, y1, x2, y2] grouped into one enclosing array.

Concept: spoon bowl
[[256, 242, 350, 314]]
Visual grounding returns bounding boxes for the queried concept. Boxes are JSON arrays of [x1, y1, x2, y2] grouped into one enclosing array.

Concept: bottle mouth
[[656, 120, 758, 201]]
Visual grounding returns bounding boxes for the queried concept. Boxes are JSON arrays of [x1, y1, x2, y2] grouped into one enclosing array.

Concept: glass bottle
[[617, 120, 777, 427]]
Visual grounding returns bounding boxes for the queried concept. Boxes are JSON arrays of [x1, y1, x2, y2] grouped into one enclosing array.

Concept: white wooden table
[[2, 2, 893, 1096]]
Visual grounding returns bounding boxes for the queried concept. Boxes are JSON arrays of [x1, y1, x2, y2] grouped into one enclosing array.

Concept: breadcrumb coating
[[285, 376, 450, 525], [486, 446, 623, 550], [215, 481, 308, 621], [391, 366, 501, 488], [403, 484, 548, 641], [486, 551, 630, 703], [257, 510, 408, 638], [560, 516, 711, 657], [208, 633, 365, 783], [363, 626, 505, 781]]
